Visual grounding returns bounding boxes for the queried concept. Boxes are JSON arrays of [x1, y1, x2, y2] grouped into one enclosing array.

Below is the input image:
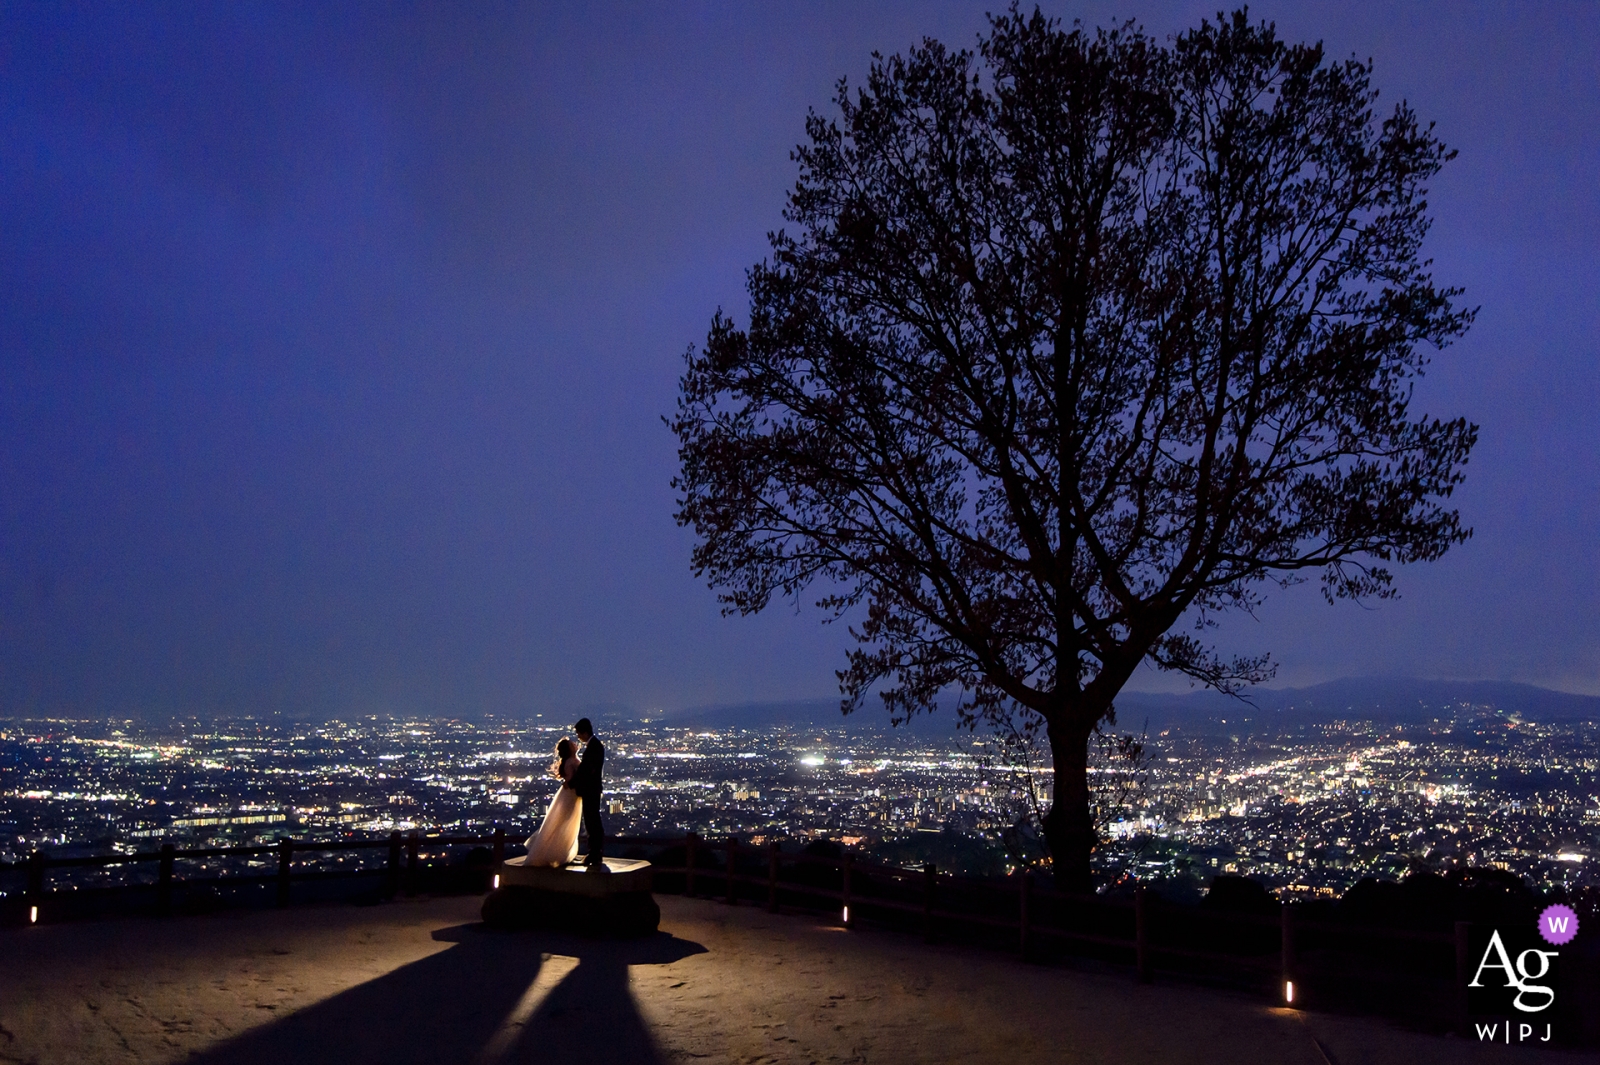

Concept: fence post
[[725, 837, 737, 905], [492, 826, 505, 866], [1019, 868, 1031, 959], [767, 841, 780, 913], [842, 853, 853, 929], [276, 837, 293, 908], [1455, 920, 1473, 1035], [405, 831, 420, 896], [158, 843, 175, 917], [923, 863, 937, 943], [685, 833, 698, 897], [26, 850, 45, 924], [1281, 902, 1297, 1006], [386, 831, 402, 898], [1135, 882, 1150, 983]]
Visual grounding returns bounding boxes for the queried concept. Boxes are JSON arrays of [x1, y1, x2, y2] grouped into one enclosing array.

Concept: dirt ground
[[0, 894, 1575, 1064]]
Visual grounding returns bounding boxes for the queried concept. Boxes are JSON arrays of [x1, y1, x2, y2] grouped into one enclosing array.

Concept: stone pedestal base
[[481, 857, 659, 936]]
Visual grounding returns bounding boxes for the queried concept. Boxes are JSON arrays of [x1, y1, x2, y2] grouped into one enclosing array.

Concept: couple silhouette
[[524, 718, 606, 868]]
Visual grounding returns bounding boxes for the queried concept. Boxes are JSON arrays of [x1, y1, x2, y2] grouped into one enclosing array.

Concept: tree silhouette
[[671, 7, 1476, 890]]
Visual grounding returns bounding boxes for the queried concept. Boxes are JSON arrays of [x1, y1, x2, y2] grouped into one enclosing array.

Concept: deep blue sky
[[2, 2, 1596, 720]]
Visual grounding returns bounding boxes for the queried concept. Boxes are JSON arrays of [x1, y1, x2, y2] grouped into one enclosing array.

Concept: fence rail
[[0, 830, 1500, 1035], [3, 828, 517, 919], [617, 832, 1475, 1032]]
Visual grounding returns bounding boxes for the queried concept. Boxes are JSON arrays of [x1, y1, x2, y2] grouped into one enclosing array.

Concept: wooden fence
[[635, 832, 1474, 1032], [1, 830, 525, 920], [0, 831, 1530, 1036]]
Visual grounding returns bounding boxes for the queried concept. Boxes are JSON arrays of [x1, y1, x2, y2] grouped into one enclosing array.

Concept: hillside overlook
[[0, 894, 1567, 1064]]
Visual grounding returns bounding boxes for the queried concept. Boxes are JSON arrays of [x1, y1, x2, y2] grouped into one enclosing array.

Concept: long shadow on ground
[[185, 923, 706, 1065]]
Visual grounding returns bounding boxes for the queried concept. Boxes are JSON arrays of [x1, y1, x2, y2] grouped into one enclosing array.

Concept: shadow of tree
[[183, 923, 706, 1065]]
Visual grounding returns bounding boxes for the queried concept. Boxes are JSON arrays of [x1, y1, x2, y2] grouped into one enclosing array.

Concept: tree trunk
[[1042, 716, 1097, 893]]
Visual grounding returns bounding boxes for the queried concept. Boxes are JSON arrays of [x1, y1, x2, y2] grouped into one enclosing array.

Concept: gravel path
[[0, 894, 1573, 1064]]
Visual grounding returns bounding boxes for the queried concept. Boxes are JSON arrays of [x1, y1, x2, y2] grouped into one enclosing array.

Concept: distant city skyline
[[2, 2, 1597, 719], [3, 706, 1594, 893]]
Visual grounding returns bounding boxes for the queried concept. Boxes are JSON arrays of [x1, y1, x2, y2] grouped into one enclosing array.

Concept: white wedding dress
[[524, 755, 582, 866]]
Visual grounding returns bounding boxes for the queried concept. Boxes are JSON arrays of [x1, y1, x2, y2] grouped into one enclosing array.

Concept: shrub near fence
[[4, 831, 1596, 1043]]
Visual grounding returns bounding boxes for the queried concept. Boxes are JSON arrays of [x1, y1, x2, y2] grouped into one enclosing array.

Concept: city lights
[[2, 708, 1595, 895]]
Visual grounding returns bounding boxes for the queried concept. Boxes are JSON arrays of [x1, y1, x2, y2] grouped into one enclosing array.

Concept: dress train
[[524, 756, 581, 866]]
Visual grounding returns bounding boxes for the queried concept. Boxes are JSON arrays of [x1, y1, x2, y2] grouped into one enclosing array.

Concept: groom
[[569, 717, 606, 867]]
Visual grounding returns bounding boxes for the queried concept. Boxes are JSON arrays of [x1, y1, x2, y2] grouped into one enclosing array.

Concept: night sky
[[2, 2, 1596, 720]]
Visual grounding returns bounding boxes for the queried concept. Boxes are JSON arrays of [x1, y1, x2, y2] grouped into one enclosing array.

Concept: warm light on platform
[[842, 905, 850, 924], [493, 874, 500, 889], [1284, 980, 1295, 1005], [29, 905, 38, 924]]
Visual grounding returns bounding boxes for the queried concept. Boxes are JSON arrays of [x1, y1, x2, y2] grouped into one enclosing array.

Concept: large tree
[[671, 8, 1476, 890]]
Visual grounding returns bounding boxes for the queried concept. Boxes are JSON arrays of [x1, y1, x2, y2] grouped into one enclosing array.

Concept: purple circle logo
[[1539, 904, 1579, 946]]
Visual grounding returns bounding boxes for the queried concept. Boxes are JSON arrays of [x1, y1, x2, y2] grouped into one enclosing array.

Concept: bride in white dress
[[524, 738, 582, 866]]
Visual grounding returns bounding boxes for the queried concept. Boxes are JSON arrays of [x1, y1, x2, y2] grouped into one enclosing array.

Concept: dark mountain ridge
[[648, 678, 1600, 734], [1115, 677, 1600, 734]]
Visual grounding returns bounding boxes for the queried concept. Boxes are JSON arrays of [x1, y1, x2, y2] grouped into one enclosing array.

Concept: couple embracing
[[523, 717, 606, 868]]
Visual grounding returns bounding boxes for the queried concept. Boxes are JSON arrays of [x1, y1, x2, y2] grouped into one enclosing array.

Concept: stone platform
[[481, 857, 658, 935], [497, 855, 653, 893]]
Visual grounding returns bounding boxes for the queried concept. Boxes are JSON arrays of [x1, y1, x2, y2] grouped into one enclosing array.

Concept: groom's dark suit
[[570, 735, 606, 865]]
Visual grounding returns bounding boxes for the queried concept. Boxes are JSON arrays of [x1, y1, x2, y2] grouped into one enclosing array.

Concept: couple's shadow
[[185, 921, 707, 1065]]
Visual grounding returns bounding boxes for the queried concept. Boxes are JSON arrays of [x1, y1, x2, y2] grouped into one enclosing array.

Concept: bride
[[523, 738, 582, 866]]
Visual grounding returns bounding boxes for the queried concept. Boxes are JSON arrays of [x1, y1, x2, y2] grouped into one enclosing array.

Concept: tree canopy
[[671, 7, 1476, 889]]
